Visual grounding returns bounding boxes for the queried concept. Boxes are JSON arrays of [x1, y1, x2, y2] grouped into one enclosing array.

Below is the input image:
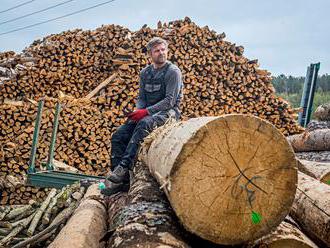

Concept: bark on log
[[140, 114, 297, 245], [48, 184, 107, 248], [288, 129, 330, 152], [296, 151, 330, 163], [248, 216, 318, 248], [106, 160, 190, 248], [297, 159, 330, 184], [307, 120, 330, 132], [291, 172, 330, 247]]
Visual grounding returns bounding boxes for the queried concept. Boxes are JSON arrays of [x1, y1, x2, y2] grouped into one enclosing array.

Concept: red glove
[[128, 109, 148, 122]]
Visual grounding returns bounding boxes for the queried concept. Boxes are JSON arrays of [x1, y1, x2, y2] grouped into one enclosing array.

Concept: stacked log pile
[[291, 103, 330, 164], [0, 98, 111, 204], [103, 114, 327, 247], [0, 175, 51, 205], [0, 183, 85, 248], [0, 18, 302, 135]]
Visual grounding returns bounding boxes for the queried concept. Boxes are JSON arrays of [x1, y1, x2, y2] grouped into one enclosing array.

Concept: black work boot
[[106, 165, 130, 184], [101, 180, 129, 196]]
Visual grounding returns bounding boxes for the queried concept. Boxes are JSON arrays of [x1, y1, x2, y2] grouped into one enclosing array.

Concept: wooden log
[[106, 160, 189, 248], [48, 184, 107, 248], [85, 73, 117, 99], [297, 159, 330, 184], [42, 187, 67, 225], [288, 129, 330, 152], [140, 114, 297, 245], [248, 216, 318, 248], [291, 172, 330, 247], [4, 202, 36, 220], [314, 103, 330, 121], [12, 201, 79, 248], [0, 212, 35, 247], [52, 160, 79, 173], [27, 188, 57, 236]]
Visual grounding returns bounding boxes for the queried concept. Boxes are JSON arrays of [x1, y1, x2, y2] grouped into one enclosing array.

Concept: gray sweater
[[137, 61, 183, 117]]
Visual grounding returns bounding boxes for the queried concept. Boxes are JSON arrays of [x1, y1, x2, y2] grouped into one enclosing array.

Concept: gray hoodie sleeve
[[136, 73, 147, 109], [146, 67, 182, 115]]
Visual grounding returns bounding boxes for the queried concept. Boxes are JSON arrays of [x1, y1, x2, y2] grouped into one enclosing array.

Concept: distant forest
[[272, 74, 330, 94], [271, 74, 330, 110]]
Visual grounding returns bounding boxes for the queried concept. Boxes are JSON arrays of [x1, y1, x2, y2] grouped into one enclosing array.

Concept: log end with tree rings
[[142, 114, 298, 245]]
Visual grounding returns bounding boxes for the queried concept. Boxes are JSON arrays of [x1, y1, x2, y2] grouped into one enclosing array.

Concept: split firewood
[[3, 99, 24, 107], [140, 114, 297, 245], [291, 172, 330, 247], [297, 159, 330, 184], [5, 175, 22, 188], [27, 188, 57, 236], [288, 129, 330, 152]]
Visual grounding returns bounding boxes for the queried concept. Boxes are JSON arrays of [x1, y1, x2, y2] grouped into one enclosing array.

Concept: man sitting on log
[[102, 37, 183, 195]]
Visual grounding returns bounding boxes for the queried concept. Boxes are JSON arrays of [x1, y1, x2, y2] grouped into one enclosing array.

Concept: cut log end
[[145, 114, 297, 245]]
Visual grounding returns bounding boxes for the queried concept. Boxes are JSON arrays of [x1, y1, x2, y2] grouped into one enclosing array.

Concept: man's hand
[[128, 109, 148, 122]]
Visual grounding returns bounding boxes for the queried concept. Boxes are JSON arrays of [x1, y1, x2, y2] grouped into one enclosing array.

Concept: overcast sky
[[0, 0, 329, 76]]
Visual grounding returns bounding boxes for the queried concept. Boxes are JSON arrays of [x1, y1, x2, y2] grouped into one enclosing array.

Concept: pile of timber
[[289, 103, 330, 164], [0, 17, 303, 135], [0, 183, 85, 248], [101, 114, 327, 247], [0, 175, 51, 205], [0, 97, 110, 204], [1, 114, 325, 247], [0, 51, 36, 85]]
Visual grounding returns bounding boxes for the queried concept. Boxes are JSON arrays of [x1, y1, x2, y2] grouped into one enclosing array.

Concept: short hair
[[146, 37, 168, 52]]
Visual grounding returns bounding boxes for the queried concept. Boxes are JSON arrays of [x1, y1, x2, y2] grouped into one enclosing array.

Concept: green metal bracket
[[28, 100, 44, 174], [26, 101, 106, 188], [46, 102, 61, 171]]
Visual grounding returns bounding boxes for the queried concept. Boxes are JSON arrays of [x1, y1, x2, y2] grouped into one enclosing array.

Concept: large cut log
[[48, 184, 107, 248], [291, 172, 330, 247], [297, 159, 330, 184], [106, 160, 189, 248], [288, 129, 330, 152], [140, 114, 297, 245], [314, 103, 330, 121], [248, 216, 318, 248]]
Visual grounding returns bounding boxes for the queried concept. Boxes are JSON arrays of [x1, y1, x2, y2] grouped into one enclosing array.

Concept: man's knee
[[136, 116, 154, 130], [112, 124, 133, 144]]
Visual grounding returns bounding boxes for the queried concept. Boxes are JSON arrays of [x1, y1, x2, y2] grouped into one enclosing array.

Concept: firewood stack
[[0, 183, 85, 248], [0, 97, 110, 204], [0, 17, 303, 135]]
